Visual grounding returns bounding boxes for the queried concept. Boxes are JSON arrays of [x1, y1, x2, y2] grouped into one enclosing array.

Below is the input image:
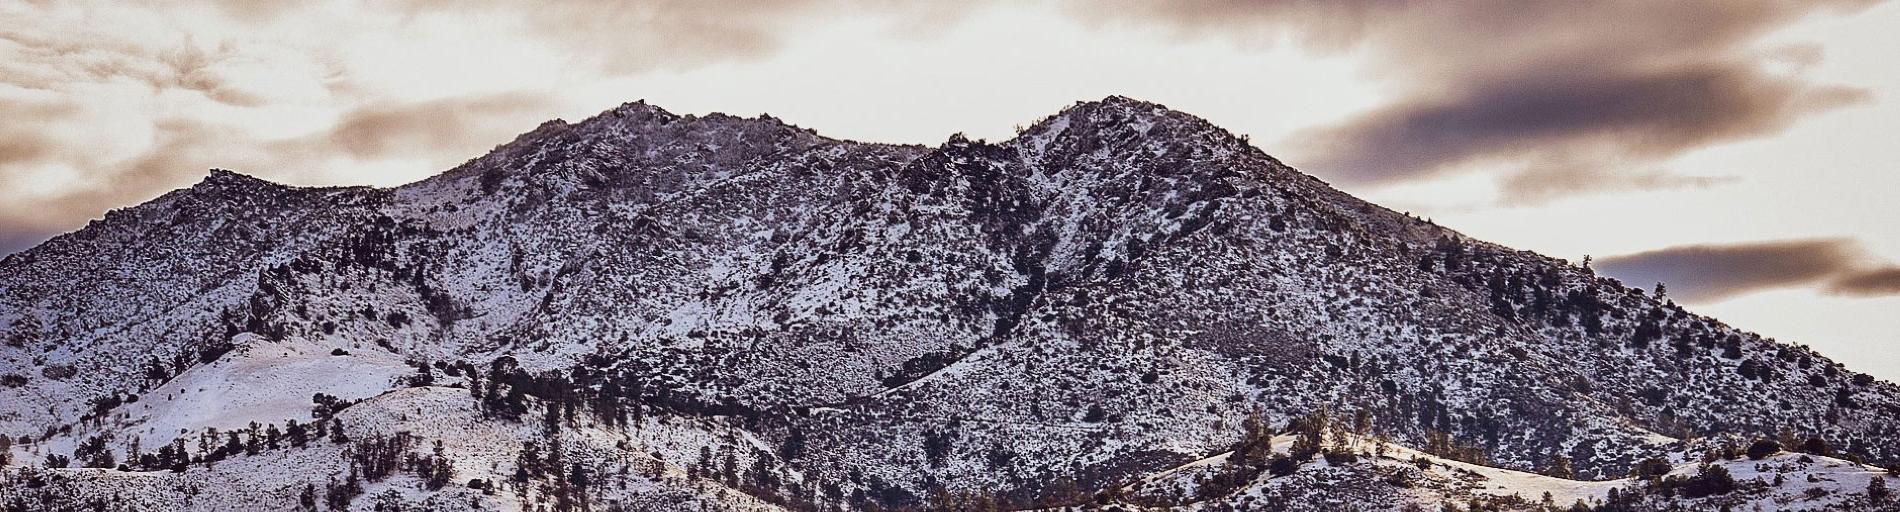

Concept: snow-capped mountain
[[2, 97, 1896, 511]]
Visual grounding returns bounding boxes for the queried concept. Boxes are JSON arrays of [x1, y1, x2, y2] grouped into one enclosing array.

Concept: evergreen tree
[[1290, 409, 1328, 462], [1544, 454, 1573, 479], [266, 423, 282, 450], [542, 401, 563, 437], [244, 422, 263, 455], [424, 440, 455, 490], [329, 419, 350, 444], [223, 431, 242, 457], [1235, 410, 1275, 468], [780, 427, 806, 461], [287, 419, 308, 448], [299, 483, 317, 511], [74, 434, 115, 468]]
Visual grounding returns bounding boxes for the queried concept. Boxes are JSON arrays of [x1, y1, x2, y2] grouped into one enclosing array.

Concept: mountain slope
[[2, 96, 1897, 511]]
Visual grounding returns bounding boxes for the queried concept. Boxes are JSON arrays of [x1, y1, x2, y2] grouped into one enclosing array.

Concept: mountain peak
[[602, 99, 681, 124], [1072, 94, 1169, 113], [192, 168, 283, 192], [1007, 95, 1259, 164], [1033, 95, 1185, 131]]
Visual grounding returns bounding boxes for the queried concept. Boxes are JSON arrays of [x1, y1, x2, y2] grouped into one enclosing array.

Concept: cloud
[[0, 133, 57, 167], [1829, 267, 1900, 297], [199, 0, 819, 75], [1301, 64, 1866, 186], [0, 97, 75, 167], [1598, 238, 1900, 303], [1064, 0, 1878, 203], [201, 0, 977, 75], [1496, 158, 1738, 206], [287, 92, 556, 161]]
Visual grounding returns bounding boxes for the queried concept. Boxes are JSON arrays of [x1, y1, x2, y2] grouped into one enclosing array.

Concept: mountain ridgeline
[[1, 97, 1896, 511]]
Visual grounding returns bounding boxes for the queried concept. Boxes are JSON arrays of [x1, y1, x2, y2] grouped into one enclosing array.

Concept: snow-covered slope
[[3, 96, 1899, 511], [1119, 432, 1895, 511]]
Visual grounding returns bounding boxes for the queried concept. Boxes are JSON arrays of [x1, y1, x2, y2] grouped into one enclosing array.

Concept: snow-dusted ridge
[[3, 96, 1898, 511]]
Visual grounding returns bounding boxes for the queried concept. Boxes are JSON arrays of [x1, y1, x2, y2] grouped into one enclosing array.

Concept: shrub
[[1631, 457, 1673, 480], [1663, 464, 1736, 499], [1747, 439, 1781, 460], [1800, 436, 1832, 457], [1268, 454, 1299, 477]]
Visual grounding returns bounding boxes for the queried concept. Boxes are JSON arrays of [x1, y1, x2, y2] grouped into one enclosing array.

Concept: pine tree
[[1235, 410, 1274, 468], [123, 436, 141, 469], [425, 440, 454, 490], [299, 483, 317, 511], [780, 427, 806, 461], [543, 401, 563, 437], [223, 431, 242, 457], [329, 419, 350, 444], [266, 423, 282, 450], [1544, 455, 1573, 479], [244, 422, 263, 455], [1290, 409, 1328, 462]]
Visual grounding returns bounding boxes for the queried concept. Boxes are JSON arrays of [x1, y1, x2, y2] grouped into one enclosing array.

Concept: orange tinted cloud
[[312, 93, 555, 160], [1830, 267, 1900, 297]]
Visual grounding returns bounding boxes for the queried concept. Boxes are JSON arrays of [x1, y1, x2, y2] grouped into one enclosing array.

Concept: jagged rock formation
[[2, 97, 1897, 511]]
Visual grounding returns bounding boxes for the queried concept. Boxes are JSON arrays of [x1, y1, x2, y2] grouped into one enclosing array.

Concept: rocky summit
[[2, 97, 1896, 511]]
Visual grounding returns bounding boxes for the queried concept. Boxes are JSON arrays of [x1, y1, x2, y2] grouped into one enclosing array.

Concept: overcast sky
[[3, 0, 1897, 379]]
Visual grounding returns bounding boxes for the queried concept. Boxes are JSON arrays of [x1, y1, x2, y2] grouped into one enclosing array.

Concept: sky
[[1, 0, 1897, 379]]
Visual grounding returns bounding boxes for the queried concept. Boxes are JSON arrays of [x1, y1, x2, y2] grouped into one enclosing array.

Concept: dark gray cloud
[[1303, 64, 1865, 187], [1067, 0, 1877, 203], [1598, 239, 1900, 303]]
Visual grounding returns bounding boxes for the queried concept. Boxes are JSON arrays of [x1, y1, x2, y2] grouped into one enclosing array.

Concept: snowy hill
[[1117, 428, 1895, 511], [2, 96, 1898, 511]]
